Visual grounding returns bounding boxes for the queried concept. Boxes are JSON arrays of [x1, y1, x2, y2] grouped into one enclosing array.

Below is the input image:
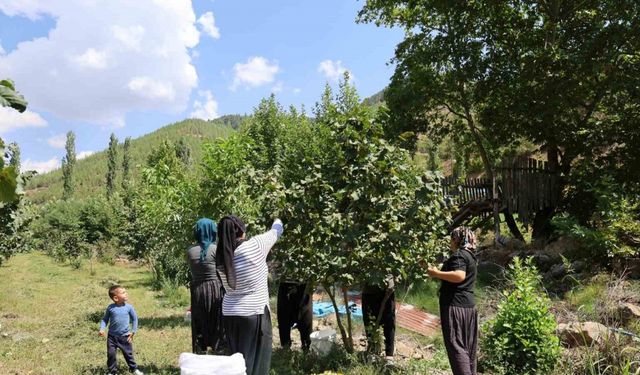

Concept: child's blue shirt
[[99, 303, 138, 336]]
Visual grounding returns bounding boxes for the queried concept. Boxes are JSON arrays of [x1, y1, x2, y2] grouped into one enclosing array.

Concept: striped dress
[[222, 229, 278, 316]]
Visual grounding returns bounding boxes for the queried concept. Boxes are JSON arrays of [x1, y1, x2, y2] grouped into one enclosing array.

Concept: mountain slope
[[26, 116, 243, 203]]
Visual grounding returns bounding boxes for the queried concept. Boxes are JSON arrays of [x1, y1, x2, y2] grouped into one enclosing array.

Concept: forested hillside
[[25, 116, 243, 203]]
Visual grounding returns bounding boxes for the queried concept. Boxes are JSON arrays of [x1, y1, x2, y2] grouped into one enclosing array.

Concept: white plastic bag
[[309, 329, 336, 357], [179, 352, 246, 375]]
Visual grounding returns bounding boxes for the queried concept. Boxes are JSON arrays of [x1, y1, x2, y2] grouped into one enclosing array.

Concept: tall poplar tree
[[122, 137, 131, 191], [106, 133, 118, 198], [62, 131, 76, 200], [8, 142, 20, 174]]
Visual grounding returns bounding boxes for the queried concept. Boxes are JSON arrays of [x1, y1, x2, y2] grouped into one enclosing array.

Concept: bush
[[481, 257, 561, 375], [555, 174, 640, 261]]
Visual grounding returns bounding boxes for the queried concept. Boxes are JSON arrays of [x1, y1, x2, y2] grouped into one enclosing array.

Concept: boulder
[[618, 302, 640, 323], [548, 263, 567, 279], [556, 321, 610, 347], [532, 251, 554, 271], [613, 258, 640, 279]]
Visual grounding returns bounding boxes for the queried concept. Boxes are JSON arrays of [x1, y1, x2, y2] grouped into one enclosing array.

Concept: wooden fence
[[441, 157, 560, 227], [499, 157, 560, 225]]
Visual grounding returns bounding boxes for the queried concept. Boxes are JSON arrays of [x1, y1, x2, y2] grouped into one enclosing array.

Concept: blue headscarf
[[194, 218, 217, 263]]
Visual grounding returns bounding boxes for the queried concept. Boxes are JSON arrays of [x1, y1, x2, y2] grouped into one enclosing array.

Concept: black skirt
[[190, 278, 225, 353]]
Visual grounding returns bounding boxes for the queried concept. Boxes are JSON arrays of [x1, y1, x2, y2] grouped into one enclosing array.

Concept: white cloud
[[112, 25, 145, 51], [190, 90, 218, 120], [0, 40, 4, 55], [197, 12, 220, 39], [128, 76, 175, 101], [0, 1, 200, 127], [77, 150, 94, 160], [318, 60, 351, 82], [22, 157, 60, 174], [47, 133, 66, 149], [293, 88, 301, 95], [0, 107, 48, 134], [230, 56, 279, 91], [73, 48, 108, 70]]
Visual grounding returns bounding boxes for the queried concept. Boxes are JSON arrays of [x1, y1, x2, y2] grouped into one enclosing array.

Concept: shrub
[[555, 174, 640, 261], [482, 257, 561, 375]]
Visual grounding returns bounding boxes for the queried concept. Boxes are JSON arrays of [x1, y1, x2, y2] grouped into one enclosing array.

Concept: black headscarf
[[216, 215, 246, 290]]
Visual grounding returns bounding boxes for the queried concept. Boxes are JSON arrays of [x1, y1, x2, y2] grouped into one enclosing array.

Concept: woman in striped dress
[[216, 215, 283, 375], [186, 218, 225, 354]]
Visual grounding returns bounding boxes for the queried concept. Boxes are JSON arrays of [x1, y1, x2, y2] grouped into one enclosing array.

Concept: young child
[[99, 285, 143, 375]]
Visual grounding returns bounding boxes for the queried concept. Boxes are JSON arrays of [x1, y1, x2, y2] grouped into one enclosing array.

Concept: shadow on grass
[[139, 315, 188, 330], [79, 363, 180, 375], [271, 346, 359, 375], [87, 309, 105, 323], [119, 276, 157, 290]]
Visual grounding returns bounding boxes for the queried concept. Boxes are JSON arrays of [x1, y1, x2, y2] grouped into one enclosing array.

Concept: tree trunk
[[324, 283, 353, 353], [463, 111, 499, 240], [341, 286, 354, 350], [504, 208, 525, 242]]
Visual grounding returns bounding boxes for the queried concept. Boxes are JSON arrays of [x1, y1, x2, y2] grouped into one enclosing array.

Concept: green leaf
[[0, 79, 27, 113]]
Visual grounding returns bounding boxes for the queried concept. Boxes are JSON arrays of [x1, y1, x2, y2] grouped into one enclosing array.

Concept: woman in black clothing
[[362, 276, 396, 360], [276, 280, 313, 351], [186, 218, 225, 353], [426, 227, 478, 375]]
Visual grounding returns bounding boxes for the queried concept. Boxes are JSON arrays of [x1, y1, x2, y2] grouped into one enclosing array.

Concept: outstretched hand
[[272, 219, 284, 237]]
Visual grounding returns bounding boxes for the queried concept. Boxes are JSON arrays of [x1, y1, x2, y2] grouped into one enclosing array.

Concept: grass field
[[0, 253, 451, 375], [0, 253, 190, 375]]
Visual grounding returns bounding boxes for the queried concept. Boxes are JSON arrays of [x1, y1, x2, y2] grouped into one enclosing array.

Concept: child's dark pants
[[107, 334, 138, 372]]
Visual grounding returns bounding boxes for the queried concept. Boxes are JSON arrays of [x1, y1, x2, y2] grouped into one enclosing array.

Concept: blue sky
[[0, 1, 402, 173]]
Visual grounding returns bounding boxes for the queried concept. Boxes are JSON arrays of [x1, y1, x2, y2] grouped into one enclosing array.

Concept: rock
[[544, 236, 581, 256], [618, 302, 640, 323], [532, 251, 554, 271], [557, 321, 610, 347], [613, 258, 640, 279], [548, 263, 567, 279], [571, 260, 585, 273], [41, 338, 50, 344]]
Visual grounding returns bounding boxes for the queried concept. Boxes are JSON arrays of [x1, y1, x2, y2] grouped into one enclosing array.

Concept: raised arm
[[253, 219, 283, 258]]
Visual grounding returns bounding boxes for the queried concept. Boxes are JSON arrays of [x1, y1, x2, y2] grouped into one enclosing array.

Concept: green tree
[[278, 77, 449, 352], [106, 133, 118, 199], [122, 137, 131, 191], [62, 131, 76, 200], [8, 142, 20, 174], [0, 79, 27, 203], [359, 1, 640, 240], [477, 1, 640, 238], [135, 141, 198, 284], [0, 79, 31, 266]]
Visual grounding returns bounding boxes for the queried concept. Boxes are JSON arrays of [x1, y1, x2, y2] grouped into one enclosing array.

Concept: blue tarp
[[313, 301, 363, 319], [312, 302, 335, 317], [337, 301, 363, 319]]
